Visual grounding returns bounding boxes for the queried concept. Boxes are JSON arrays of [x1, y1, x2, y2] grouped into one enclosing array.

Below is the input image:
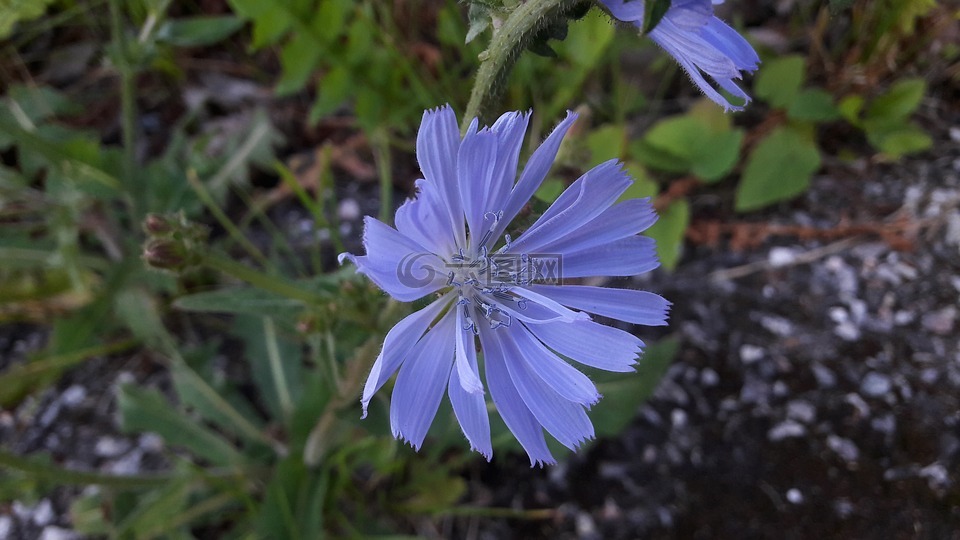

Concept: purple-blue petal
[[507, 160, 632, 254], [528, 285, 671, 326], [417, 105, 466, 245], [457, 129, 500, 246], [499, 328, 595, 450], [390, 310, 457, 450], [508, 324, 600, 406], [448, 319, 492, 459], [537, 197, 658, 254], [361, 294, 453, 416], [558, 235, 660, 278], [478, 324, 555, 466], [495, 111, 579, 241], [525, 319, 644, 372]]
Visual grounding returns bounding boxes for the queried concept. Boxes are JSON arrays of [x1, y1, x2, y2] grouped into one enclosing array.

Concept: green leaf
[[257, 457, 327, 539], [466, 3, 491, 43], [645, 199, 689, 271], [156, 16, 245, 47], [275, 32, 323, 96], [787, 88, 841, 122], [617, 161, 659, 202], [642, 0, 672, 34], [865, 78, 926, 122], [866, 123, 933, 158], [0, 0, 57, 39], [231, 315, 304, 422], [636, 112, 743, 182], [226, 0, 293, 49], [591, 337, 679, 437], [118, 384, 244, 467], [837, 94, 864, 125], [735, 127, 821, 212], [754, 55, 806, 109], [174, 286, 305, 316], [309, 66, 352, 123]]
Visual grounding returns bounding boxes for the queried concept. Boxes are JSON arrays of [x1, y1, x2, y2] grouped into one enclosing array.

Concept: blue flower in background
[[340, 106, 669, 465], [600, 0, 760, 111]]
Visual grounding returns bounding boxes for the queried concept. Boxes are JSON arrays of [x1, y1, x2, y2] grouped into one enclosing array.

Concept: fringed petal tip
[[337, 252, 355, 266]]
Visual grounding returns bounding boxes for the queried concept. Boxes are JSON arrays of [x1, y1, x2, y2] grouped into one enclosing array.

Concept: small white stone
[[95, 437, 131, 458], [0, 516, 11, 538], [337, 199, 361, 221], [32, 498, 54, 526], [60, 385, 86, 407], [39, 527, 78, 540], [827, 435, 860, 463], [768, 421, 806, 441], [700, 368, 719, 387], [861, 372, 892, 397], [786, 400, 816, 424], [768, 247, 796, 267], [786, 488, 804, 504], [739, 344, 764, 364]]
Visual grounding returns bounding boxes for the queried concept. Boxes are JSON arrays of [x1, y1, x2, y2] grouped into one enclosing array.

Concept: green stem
[[462, 0, 579, 131], [186, 170, 270, 267], [108, 0, 140, 217], [203, 253, 321, 305]]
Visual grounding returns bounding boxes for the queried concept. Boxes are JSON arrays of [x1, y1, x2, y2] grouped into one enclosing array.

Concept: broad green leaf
[[257, 457, 327, 539], [788, 88, 841, 122], [754, 55, 805, 109], [865, 78, 926, 122], [156, 16, 245, 47], [591, 337, 679, 437], [309, 66, 352, 124], [637, 113, 742, 182], [735, 127, 821, 212], [174, 286, 305, 316], [227, 0, 293, 48], [866, 123, 933, 158], [118, 384, 244, 467], [837, 94, 864, 125], [645, 199, 689, 271], [276, 32, 323, 96]]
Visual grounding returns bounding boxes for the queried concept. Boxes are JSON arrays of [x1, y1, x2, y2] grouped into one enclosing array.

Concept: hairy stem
[[462, 0, 580, 131]]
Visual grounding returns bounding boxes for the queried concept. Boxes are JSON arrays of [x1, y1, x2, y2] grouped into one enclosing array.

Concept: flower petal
[[417, 105, 466, 246], [558, 235, 660, 278], [478, 324, 555, 466], [509, 324, 600, 406], [486, 111, 531, 215], [390, 310, 457, 449], [525, 319, 643, 372], [495, 111, 579, 241], [455, 306, 484, 394], [457, 129, 500, 247], [395, 179, 457, 255], [448, 319, 492, 459], [340, 217, 448, 301], [361, 294, 453, 416], [528, 285, 671, 326], [499, 327, 595, 450], [506, 160, 631, 254], [537, 197, 658, 254]]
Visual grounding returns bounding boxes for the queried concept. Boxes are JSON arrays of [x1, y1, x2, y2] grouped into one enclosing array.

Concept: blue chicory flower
[[340, 106, 669, 465], [600, 0, 760, 111]]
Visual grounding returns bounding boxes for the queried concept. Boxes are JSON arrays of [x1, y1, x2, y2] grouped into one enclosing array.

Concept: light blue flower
[[340, 106, 669, 465], [600, 0, 760, 111]]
